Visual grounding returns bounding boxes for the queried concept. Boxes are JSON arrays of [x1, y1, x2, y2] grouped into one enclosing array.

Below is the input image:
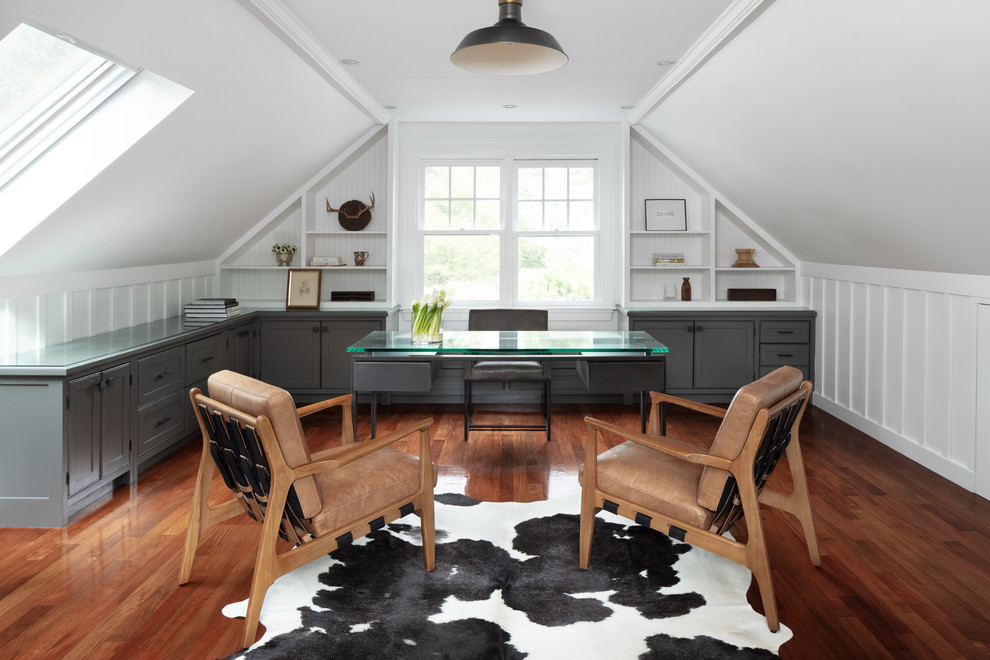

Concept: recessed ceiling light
[[339, 59, 360, 65], [621, 105, 635, 110], [384, 105, 397, 110], [657, 60, 677, 66], [503, 104, 517, 109]]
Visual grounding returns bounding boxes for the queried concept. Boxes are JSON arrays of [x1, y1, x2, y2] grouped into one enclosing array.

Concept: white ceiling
[[642, 0, 990, 276], [1, 0, 988, 279], [274, 0, 733, 123]]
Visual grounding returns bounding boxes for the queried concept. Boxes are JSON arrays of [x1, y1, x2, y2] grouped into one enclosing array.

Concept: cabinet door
[[67, 373, 101, 495], [694, 321, 755, 389], [99, 364, 131, 476], [259, 320, 322, 389], [633, 321, 694, 390], [226, 323, 255, 377], [321, 320, 384, 391]]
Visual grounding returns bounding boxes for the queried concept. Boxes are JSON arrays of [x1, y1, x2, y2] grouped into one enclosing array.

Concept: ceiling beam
[[627, 0, 774, 125], [238, 0, 392, 125]]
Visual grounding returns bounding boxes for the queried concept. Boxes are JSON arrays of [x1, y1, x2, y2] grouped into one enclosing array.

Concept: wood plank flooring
[[0, 402, 987, 659]]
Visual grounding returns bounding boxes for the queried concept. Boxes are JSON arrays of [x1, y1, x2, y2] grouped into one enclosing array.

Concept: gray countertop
[[0, 305, 397, 376]]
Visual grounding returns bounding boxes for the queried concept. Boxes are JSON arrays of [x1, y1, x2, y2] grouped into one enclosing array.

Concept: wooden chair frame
[[178, 390, 435, 649], [580, 382, 820, 631]]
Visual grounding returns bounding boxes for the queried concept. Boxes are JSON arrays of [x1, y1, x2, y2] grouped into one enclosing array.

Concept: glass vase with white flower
[[410, 289, 450, 344]]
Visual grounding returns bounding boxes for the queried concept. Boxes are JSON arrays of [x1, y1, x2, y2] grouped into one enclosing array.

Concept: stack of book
[[311, 256, 345, 266], [183, 298, 240, 326], [653, 252, 685, 266]]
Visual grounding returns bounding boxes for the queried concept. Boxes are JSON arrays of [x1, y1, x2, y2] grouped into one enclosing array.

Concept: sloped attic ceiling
[[0, 0, 374, 276], [639, 0, 990, 276]]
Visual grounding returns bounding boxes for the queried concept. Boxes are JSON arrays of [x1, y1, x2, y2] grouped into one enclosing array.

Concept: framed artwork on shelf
[[285, 269, 322, 309], [645, 198, 687, 231]]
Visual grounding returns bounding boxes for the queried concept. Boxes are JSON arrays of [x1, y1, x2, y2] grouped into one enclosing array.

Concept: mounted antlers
[[326, 192, 375, 219]]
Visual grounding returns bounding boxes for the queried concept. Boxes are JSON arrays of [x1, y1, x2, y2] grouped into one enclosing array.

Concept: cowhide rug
[[223, 489, 791, 659]]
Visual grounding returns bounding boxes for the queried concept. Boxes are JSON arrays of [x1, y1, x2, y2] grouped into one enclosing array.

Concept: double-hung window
[[421, 159, 598, 305]]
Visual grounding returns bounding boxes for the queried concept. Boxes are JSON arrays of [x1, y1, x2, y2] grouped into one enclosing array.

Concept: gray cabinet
[[258, 314, 387, 395], [321, 320, 383, 390], [627, 310, 815, 401], [136, 346, 186, 458], [0, 308, 397, 527], [225, 321, 256, 377], [631, 319, 754, 393], [759, 320, 812, 380], [66, 363, 131, 496], [258, 320, 323, 389]]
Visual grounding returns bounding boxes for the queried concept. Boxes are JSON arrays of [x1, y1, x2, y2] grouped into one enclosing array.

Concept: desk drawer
[[137, 390, 185, 456], [353, 361, 439, 392], [137, 347, 184, 406], [576, 360, 665, 393], [186, 333, 225, 384], [760, 344, 810, 367], [760, 321, 810, 343]]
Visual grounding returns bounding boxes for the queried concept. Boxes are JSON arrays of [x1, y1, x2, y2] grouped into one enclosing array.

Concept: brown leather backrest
[[207, 370, 323, 518], [697, 366, 804, 511]]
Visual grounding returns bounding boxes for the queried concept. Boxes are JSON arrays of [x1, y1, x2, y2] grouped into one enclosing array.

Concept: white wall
[[803, 263, 990, 491], [0, 263, 216, 357]]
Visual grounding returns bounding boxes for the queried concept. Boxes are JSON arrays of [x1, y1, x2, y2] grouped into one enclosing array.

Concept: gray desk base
[[351, 355, 665, 438]]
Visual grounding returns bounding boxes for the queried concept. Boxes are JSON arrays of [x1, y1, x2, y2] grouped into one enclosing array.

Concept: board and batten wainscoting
[[0, 263, 216, 357], [802, 263, 990, 495]]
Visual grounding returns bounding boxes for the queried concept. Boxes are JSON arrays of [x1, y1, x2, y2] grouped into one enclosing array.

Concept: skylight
[[0, 20, 191, 259], [0, 20, 137, 190]]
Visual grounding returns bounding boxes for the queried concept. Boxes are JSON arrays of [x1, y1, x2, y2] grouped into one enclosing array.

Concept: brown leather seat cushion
[[581, 441, 713, 530], [207, 370, 323, 518], [697, 366, 803, 510], [309, 448, 437, 536]]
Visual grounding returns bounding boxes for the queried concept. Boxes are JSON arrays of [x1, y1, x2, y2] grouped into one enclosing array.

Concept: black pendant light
[[451, 0, 567, 75]]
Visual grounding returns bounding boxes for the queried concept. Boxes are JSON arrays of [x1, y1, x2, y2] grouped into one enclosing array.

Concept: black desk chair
[[463, 308, 551, 441]]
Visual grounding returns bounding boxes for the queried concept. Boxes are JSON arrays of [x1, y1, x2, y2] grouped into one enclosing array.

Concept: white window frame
[[0, 20, 139, 191], [416, 156, 603, 308]]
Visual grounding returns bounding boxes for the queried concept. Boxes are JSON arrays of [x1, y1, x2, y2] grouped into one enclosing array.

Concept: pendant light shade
[[451, 0, 567, 76]]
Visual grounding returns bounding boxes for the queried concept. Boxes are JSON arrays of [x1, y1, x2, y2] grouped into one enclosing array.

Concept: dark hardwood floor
[[0, 402, 987, 659]]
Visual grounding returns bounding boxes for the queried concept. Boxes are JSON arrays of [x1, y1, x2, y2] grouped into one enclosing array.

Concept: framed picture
[[285, 269, 322, 309], [645, 198, 687, 231]]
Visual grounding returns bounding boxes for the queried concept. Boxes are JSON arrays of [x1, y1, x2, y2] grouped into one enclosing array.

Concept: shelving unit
[[218, 127, 391, 306], [627, 127, 798, 305]]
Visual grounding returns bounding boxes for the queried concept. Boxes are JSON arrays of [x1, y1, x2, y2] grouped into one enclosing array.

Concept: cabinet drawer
[[137, 390, 185, 456], [186, 333, 225, 384], [353, 361, 439, 392], [137, 347, 184, 406], [760, 343, 810, 367], [760, 321, 810, 343], [576, 360, 666, 393]]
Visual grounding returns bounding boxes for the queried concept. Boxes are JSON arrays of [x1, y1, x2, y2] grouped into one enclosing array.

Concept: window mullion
[[504, 157, 517, 306]]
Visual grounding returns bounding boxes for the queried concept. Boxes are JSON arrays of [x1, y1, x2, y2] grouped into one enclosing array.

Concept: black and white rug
[[224, 488, 790, 659]]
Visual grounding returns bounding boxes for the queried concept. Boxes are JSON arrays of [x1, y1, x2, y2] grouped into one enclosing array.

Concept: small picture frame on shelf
[[285, 269, 322, 309], [645, 198, 687, 231]]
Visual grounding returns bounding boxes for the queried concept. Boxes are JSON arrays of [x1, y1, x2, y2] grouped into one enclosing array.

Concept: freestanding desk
[[347, 330, 669, 437]]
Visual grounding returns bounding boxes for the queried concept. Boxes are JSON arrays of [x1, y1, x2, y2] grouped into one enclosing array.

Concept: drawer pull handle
[[155, 416, 173, 427], [200, 356, 214, 363], [777, 330, 795, 335], [155, 370, 171, 380], [777, 353, 794, 358], [238, 330, 250, 338], [313, 326, 321, 333]]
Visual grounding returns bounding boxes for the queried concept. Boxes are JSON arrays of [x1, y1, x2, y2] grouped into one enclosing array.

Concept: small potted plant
[[272, 243, 297, 267]]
